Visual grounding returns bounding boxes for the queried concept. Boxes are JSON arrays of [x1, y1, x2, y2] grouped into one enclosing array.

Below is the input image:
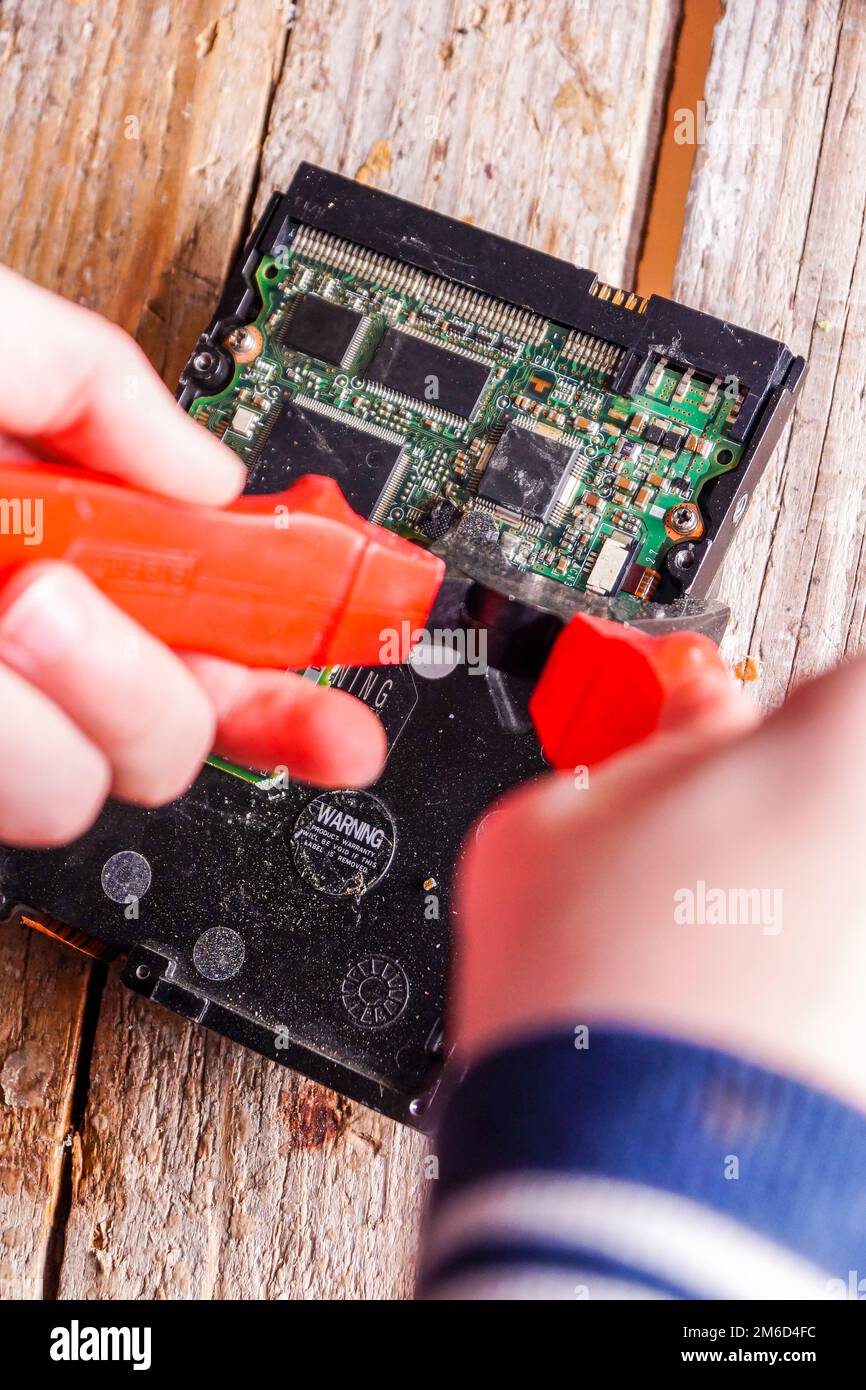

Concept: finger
[[762, 651, 866, 754], [748, 652, 866, 809], [656, 661, 759, 740], [0, 563, 215, 805], [484, 659, 757, 845], [462, 650, 837, 893], [0, 662, 110, 846], [0, 264, 245, 504], [181, 652, 388, 788], [0, 431, 41, 463]]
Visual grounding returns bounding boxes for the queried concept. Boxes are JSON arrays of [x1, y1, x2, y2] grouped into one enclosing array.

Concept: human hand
[[0, 267, 386, 846], [455, 653, 866, 1114]]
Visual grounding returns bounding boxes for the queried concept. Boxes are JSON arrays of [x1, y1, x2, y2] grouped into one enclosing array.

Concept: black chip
[[280, 293, 363, 366], [246, 400, 403, 518], [477, 422, 576, 521], [417, 500, 461, 542], [364, 328, 490, 419], [643, 421, 665, 445], [662, 429, 684, 452]]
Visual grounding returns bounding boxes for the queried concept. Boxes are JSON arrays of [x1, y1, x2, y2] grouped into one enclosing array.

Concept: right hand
[[454, 653, 866, 1114]]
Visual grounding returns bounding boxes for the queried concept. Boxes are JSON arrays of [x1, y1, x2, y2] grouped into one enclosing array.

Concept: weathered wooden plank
[[0, 0, 290, 377], [58, 976, 429, 1300], [0, 924, 88, 1299], [257, 0, 678, 281], [52, 0, 680, 1299], [673, 0, 863, 705]]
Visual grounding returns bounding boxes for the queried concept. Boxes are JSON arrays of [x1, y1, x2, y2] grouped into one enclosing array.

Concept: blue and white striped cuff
[[419, 1029, 866, 1300]]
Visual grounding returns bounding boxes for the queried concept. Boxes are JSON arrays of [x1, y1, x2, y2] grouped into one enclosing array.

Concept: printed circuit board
[[188, 225, 745, 604]]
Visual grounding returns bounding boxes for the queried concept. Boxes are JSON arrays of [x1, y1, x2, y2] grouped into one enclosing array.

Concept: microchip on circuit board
[[280, 292, 364, 366], [364, 327, 491, 419], [246, 398, 404, 518], [478, 420, 576, 522]]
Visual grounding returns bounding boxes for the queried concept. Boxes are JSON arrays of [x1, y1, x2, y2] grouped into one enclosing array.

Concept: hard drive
[[0, 165, 804, 1127]]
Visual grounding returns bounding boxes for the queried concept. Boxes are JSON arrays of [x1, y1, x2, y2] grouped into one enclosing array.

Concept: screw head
[[225, 327, 254, 352], [672, 505, 697, 533], [669, 543, 696, 574]]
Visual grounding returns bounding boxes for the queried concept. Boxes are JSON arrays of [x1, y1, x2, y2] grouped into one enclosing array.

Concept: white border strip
[[423, 1173, 832, 1300], [426, 1264, 670, 1301]]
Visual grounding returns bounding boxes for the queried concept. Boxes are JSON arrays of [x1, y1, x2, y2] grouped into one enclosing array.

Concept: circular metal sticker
[[192, 926, 246, 982], [101, 850, 151, 904], [291, 790, 396, 898]]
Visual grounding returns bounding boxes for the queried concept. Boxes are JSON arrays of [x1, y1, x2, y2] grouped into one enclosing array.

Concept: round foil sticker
[[291, 791, 396, 898], [101, 850, 151, 904], [193, 926, 245, 982]]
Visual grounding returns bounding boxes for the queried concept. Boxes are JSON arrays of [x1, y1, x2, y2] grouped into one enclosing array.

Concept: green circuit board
[[188, 224, 744, 603]]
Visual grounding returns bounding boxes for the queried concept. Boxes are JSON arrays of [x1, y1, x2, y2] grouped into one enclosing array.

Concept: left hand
[[0, 267, 386, 846]]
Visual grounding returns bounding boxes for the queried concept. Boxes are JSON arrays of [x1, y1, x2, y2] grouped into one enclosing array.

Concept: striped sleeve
[[418, 1029, 866, 1300]]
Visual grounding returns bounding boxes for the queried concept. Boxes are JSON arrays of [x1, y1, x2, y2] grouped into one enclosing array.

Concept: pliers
[[0, 464, 730, 769]]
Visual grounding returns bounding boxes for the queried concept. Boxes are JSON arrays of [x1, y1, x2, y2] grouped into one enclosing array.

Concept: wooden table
[[0, 0, 862, 1298]]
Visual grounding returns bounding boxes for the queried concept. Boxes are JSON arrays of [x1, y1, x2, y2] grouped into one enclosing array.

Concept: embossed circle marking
[[341, 955, 409, 1028]]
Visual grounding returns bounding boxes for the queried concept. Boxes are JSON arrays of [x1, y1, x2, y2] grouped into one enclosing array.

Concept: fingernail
[[206, 453, 247, 499], [0, 567, 85, 673], [190, 446, 247, 504]]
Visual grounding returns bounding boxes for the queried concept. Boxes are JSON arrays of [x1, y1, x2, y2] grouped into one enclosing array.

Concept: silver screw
[[225, 327, 254, 352], [672, 505, 698, 534]]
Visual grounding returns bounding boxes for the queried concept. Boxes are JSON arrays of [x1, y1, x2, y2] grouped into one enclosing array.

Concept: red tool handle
[[530, 610, 728, 769], [0, 464, 444, 670]]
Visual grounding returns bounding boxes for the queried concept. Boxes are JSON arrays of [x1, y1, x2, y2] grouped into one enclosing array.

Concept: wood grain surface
[[673, 0, 862, 705], [0, 0, 859, 1298]]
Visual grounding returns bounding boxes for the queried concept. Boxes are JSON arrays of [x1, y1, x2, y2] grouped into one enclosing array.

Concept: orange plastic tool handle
[[0, 464, 444, 670], [530, 610, 727, 769]]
